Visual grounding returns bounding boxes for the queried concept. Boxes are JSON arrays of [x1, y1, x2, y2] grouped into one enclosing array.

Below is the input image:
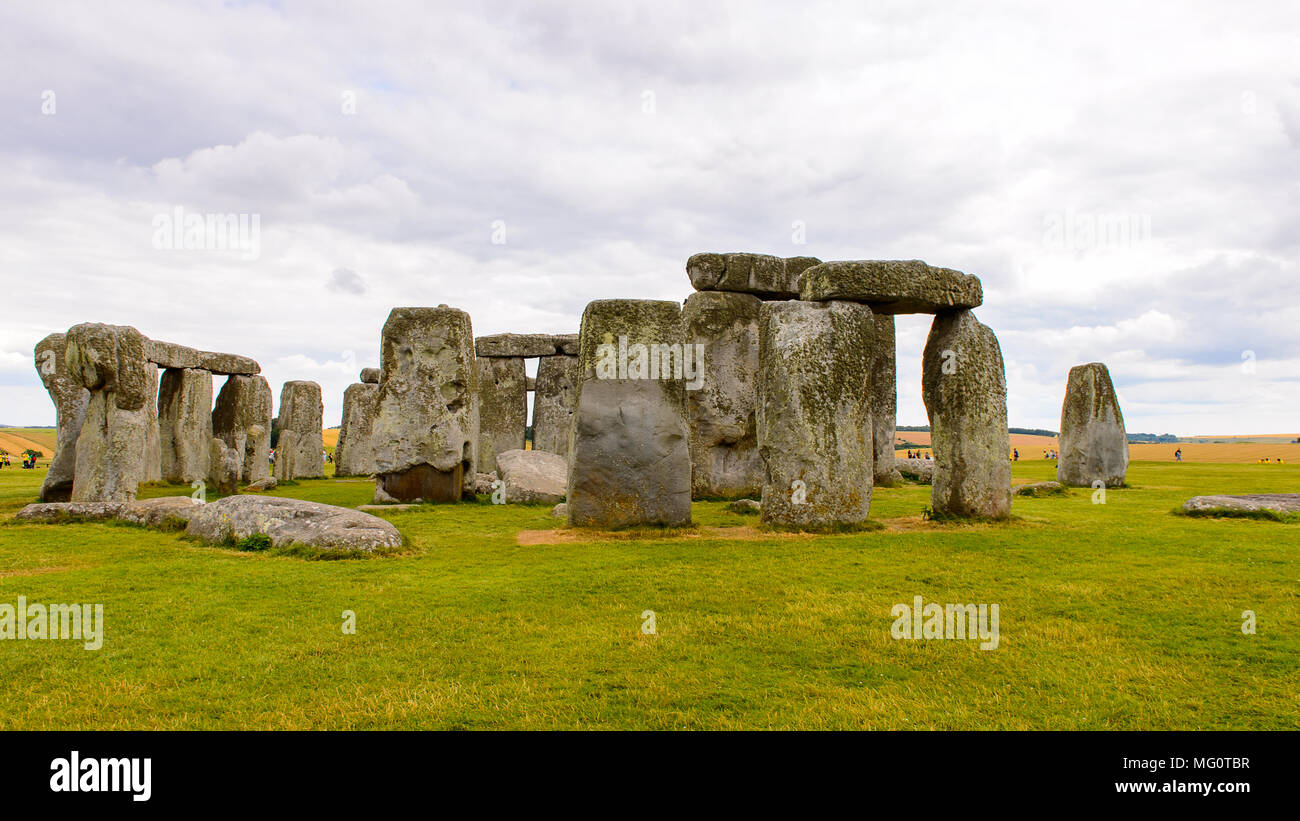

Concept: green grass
[[0, 460, 1297, 729]]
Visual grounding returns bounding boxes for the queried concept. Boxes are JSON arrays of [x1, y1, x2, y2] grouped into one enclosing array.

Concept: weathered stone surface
[[800, 260, 984, 314], [727, 498, 761, 514], [683, 291, 762, 499], [212, 374, 273, 484], [64, 324, 152, 503], [158, 368, 214, 483], [473, 472, 498, 495], [64, 323, 151, 411], [525, 376, 536, 392], [359, 367, 381, 384], [245, 477, 277, 492], [476, 333, 562, 358], [553, 334, 579, 355], [1057, 362, 1129, 488], [551, 502, 568, 518], [334, 383, 379, 477], [116, 496, 201, 528], [371, 306, 478, 502], [532, 354, 579, 459], [34, 333, 90, 502], [197, 351, 259, 375], [1014, 480, 1067, 496], [476, 356, 527, 474], [144, 339, 201, 369], [871, 314, 901, 486], [567, 300, 692, 528], [897, 457, 935, 484], [142, 364, 162, 482], [273, 381, 325, 480], [14, 501, 119, 522], [496, 448, 567, 504], [686, 253, 822, 299], [1182, 494, 1300, 514], [922, 310, 1011, 518], [186, 495, 403, 552], [757, 300, 875, 528], [207, 437, 240, 496]]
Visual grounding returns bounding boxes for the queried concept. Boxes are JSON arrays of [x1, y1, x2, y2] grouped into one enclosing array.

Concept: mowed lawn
[[0, 460, 1296, 730]]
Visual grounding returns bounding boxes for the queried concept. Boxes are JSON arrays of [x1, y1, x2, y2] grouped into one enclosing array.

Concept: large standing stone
[[531, 354, 579, 459], [34, 333, 89, 502], [871, 314, 901, 486], [63, 323, 151, 503], [370, 306, 478, 502], [212, 374, 273, 483], [158, 368, 214, 483], [1057, 362, 1129, 488], [757, 300, 875, 528], [686, 253, 823, 299], [273, 381, 325, 480], [141, 363, 162, 482], [921, 310, 1011, 519], [683, 291, 763, 499], [800, 260, 984, 314], [567, 300, 692, 528], [475, 356, 527, 474], [335, 382, 379, 477]]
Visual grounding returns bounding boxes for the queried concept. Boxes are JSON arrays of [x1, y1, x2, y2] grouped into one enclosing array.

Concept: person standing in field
[[1174, 448, 1183, 462]]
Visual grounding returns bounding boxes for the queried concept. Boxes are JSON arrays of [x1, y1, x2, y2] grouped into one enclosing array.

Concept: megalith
[[212, 374, 273, 483], [871, 314, 901, 486], [799, 259, 984, 314], [1057, 362, 1129, 487], [683, 290, 762, 499], [756, 300, 875, 528], [686, 252, 822, 299], [335, 382, 379, 477], [63, 323, 151, 503], [158, 368, 214, 483], [33, 333, 89, 502], [532, 354, 579, 459], [141, 363, 162, 483], [921, 310, 1011, 519], [273, 380, 324, 480], [475, 356, 527, 475], [370, 306, 478, 502], [567, 300, 692, 528]]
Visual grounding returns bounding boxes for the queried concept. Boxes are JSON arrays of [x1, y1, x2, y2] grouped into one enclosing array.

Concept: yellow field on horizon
[[895, 431, 1300, 463]]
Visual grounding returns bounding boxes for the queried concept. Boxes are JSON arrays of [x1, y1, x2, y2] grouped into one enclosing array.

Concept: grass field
[[1, 457, 1296, 730]]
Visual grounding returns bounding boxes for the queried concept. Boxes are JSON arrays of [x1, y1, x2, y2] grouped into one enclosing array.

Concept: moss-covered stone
[[800, 259, 983, 314], [475, 356, 527, 474], [687, 252, 822, 299], [1058, 362, 1129, 487], [334, 381, 378, 477]]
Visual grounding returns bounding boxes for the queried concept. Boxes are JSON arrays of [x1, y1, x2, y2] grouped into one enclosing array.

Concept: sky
[[1, 0, 1297, 435]]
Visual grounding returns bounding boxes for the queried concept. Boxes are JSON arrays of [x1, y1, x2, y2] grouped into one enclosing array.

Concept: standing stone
[[273, 381, 325, 480], [567, 300, 692, 528], [370, 306, 478, 502], [142, 364, 162, 482], [207, 437, 240, 496], [683, 291, 763, 499], [531, 354, 579, 459], [921, 310, 1011, 519], [757, 300, 874, 528], [212, 374, 273, 483], [871, 314, 901, 486], [34, 333, 89, 502], [1057, 363, 1129, 487], [63, 323, 151, 503], [335, 382, 379, 477], [158, 368, 214, 483], [475, 356, 527, 475]]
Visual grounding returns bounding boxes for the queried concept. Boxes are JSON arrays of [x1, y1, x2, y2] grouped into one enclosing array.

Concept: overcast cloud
[[1, 0, 1297, 434]]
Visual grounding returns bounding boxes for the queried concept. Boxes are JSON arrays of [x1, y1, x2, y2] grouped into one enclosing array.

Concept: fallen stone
[[116, 496, 201, 528], [799, 259, 984, 314], [371, 306, 478, 502], [727, 499, 761, 514], [186, 495, 403, 552], [473, 472, 498, 495], [683, 291, 763, 499], [158, 368, 214, 483], [1058, 362, 1129, 488], [34, 333, 90, 502], [335, 382, 379, 477], [14, 501, 120, 522], [212, 374, 273, 484], [551, 502, 568, 518], [1014, 481, 1067, 497], [497, 448, 567, 504], [475, 333, 562, 358], [922, 310, 1011, 518], [476, 356, 527, 474], [1182, 494, 1300, 515], [757, 300, 875, 528], [532, 354, 579, 459], [686, 252, 822, 299], [896, 457, 935, 483], [244, 477, 277, 492], [567, 299, 692, 528], [359, 367, 381, 384], [274, 381, 325, 480]]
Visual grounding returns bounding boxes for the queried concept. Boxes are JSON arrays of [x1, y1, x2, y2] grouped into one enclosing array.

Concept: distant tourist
[[1013, 448, 1019, 461], [1174, 448, 1182, 462]]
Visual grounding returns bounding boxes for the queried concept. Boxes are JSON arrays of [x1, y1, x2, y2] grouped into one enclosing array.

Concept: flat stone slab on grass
[[15, 497, 200, 527], [896, 457, 935, 483], [1182, 494, 1300, 515], [1014, 481, 1067, 496], [799, 259, 983, 314], [186, 495, 403, 552], [497, 448, 567, 504]]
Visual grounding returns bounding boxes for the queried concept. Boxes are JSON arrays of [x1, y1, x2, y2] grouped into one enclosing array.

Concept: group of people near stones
[[32, 253, 1133, 531]]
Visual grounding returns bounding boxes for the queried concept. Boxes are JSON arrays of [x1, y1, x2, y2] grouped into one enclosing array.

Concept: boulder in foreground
[[186, 495, 403, 551], [496, 449, 567, 504]]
